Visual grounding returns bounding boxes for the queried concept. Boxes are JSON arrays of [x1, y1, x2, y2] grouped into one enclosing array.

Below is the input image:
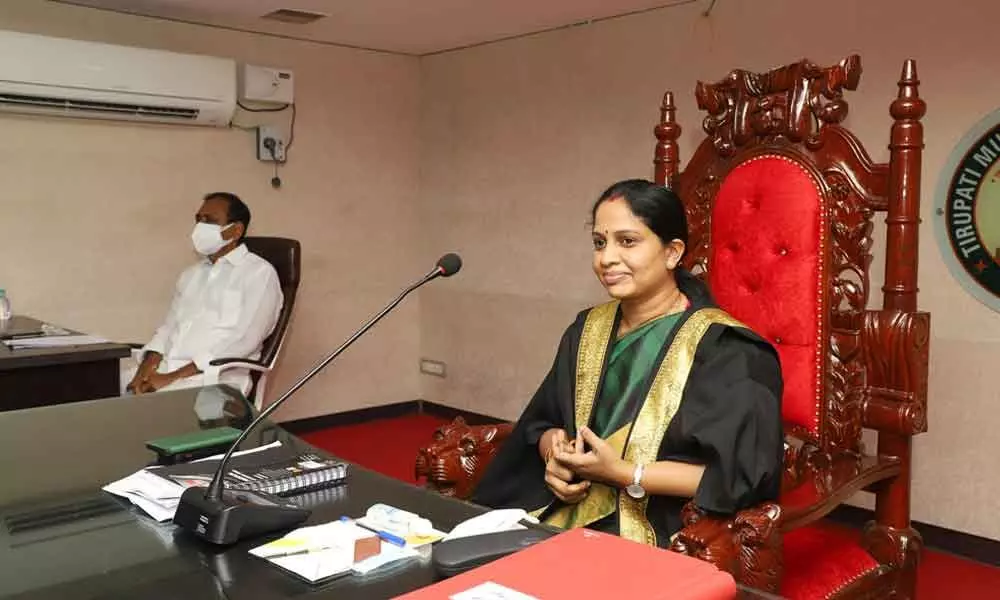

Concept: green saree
[[592, 312, 684, 439]]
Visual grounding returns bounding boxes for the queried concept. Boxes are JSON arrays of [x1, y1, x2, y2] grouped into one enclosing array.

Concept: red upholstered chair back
[[653, 55, 928, 453], [709, 157, 827, 440]]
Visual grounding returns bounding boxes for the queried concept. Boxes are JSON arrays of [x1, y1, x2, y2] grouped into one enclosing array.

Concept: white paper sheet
[[102, 470, 184, 522], [441, 509, 537, 542], [190, 440, 282, 463], [450, 581, 540, 600]]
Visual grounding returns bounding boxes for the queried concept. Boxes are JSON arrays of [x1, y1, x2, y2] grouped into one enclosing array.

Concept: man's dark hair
[[204, 192, 251, 241]]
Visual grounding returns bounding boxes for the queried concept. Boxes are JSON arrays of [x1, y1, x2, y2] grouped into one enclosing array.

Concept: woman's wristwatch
[[625, 463, 646, 499]]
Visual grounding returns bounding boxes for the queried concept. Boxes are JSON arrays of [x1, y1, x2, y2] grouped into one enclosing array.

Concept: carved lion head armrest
[[415, 416, 514, 499], [671, 501, 783, 594]]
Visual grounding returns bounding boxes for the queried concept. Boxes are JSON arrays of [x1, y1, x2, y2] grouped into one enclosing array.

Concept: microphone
[[173, 253, 463, 545], [436, 253, 461, 277]]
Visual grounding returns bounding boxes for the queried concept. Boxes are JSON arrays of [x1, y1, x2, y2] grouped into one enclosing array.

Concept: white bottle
[[0, 289, 11, 321], [365, 504, 420, 534]]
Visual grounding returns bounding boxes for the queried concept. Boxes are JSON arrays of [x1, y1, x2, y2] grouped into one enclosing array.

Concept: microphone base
[[173, 486, 311, 546]]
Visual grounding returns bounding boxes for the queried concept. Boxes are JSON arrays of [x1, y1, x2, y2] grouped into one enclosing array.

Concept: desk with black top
[[0, 385, 782, 600], [0, 315, 131, 412]]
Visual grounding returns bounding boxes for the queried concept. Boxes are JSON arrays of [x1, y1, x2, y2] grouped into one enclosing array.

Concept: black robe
[[471, 282, 784, 546]]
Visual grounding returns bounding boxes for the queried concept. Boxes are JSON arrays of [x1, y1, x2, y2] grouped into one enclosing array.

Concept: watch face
[[625, 483, 645, 499]]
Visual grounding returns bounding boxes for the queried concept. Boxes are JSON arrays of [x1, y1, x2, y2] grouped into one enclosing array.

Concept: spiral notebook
[[153, 446, 349, 498]]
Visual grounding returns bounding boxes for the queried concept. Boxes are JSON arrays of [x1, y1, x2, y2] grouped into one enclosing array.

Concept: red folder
[[395, 527, 737, 599]]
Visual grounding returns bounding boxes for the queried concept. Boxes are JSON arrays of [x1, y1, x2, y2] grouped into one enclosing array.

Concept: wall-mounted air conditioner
[[0, 30, 236, 127]]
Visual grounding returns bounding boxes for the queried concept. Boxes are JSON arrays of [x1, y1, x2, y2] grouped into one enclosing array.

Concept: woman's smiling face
[[592, 197, 677, 301]]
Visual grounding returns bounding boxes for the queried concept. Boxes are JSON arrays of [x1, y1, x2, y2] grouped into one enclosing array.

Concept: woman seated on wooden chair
[[471, 179, 784, 547]]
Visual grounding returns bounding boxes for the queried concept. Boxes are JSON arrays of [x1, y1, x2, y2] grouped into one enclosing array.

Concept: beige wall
[[0, 0, 423, 422], [418, 0, 1000, 540]]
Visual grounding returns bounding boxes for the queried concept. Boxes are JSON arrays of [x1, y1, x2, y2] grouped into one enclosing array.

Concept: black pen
[[262, 544, 336, 558]]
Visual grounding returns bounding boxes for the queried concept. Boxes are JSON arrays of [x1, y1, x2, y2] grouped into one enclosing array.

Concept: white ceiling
[[53, 0, 707, 55]]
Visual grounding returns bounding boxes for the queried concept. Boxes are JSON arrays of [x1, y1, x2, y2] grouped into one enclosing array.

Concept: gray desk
[[0, 315, 131, 412], [0, 386, 781, 599]]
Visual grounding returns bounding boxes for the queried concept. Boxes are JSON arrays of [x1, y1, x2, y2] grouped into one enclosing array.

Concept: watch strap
[[632, 462, 645, 487]]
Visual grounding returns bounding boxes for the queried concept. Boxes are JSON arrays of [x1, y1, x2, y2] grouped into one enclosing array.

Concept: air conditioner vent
[[0, 92, 200, 120], [0, 30, 236, 127]]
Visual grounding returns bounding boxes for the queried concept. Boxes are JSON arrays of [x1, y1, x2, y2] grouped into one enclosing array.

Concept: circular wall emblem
[[935, 109, 1000, 312]]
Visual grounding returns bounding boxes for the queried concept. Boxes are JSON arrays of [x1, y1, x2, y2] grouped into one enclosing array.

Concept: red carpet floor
[[300, 412, 449, 485], [301, 414, 1000, 599]]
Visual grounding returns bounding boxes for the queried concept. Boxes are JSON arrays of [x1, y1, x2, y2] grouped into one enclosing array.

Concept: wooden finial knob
[[891, 59, 925, 120]]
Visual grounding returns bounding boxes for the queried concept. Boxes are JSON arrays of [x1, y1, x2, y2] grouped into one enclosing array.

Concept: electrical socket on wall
[[420, 359, 447, 378], [256, 125, 286, 162]]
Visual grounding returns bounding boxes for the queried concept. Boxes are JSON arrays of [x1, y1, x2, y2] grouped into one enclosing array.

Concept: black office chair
[[206, 236, 301, 410]]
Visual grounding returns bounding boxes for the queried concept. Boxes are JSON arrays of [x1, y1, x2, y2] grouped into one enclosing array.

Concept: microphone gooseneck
[[204, 253, 462, 501]]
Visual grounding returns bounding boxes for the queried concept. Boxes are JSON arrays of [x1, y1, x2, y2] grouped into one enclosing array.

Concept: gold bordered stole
[[537, 302, 747, 547]]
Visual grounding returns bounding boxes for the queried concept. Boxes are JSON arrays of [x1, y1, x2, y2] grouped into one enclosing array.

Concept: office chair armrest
[[207, 357, 271, 373]]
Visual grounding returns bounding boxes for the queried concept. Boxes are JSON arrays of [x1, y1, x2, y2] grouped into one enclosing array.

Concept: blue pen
[[339, 516, 407, 547]]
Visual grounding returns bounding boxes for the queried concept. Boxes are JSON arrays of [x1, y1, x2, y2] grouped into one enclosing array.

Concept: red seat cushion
[[708, 155, 826, 439], [781, 523, 881, 599]]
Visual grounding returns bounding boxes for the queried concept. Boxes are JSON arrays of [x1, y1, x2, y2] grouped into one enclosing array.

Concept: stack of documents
[[2, 334, 109, 349], [248, 507, 541, 585], [250, 519, 421, 583], [102, 441, 282, 521]]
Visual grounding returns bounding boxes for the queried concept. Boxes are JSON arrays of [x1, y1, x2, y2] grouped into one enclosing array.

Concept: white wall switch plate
[[420, 359, 447, 378]]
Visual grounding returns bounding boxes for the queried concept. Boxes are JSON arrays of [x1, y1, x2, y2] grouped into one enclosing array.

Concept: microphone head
[[436, 253, 462, 277]]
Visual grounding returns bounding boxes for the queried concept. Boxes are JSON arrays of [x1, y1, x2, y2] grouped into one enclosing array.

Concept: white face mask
[[191, 222, 234, 256]]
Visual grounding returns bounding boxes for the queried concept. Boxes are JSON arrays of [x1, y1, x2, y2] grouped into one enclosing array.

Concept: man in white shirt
[[124, 192, 283, 395]]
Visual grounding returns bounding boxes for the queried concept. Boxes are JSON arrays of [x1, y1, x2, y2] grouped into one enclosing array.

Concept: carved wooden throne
[[654, 54, 928, 600], [417, 55, 929, 600]]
